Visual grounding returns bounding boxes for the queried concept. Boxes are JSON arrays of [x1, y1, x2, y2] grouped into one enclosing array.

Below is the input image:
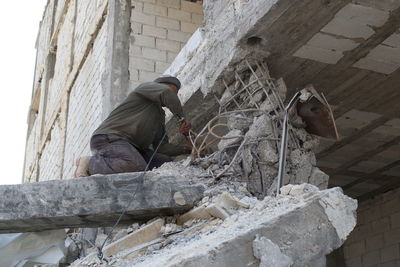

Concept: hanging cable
[[96, 131, 168, 262]]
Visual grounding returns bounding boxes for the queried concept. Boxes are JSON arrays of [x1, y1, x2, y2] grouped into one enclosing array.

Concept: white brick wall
[[24, 0, 203, 183], [34, 1, 55, 87], [129, 0, 203, 87], [24, 113, 41, 181], [73, 0, 107, 58], [62, 19, 107, 179], [45, 0, 75, 132], [343, 189, 400, 267], [38, 118, 63, 181]]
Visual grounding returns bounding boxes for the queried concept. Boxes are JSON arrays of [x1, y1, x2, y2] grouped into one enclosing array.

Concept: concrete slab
[[383, 33, 400, 48], [335, 3, 389, 27], [307, 33, 359, 52], [293, 45, 343, 64], [321, 17, 375, 39], [0, 173, 205, 233], [353, 57, 399, 74], [356, 0, 400, 12], [349, 161, 388, 173], [368, 44, 400, 64], [340, 109, 382, 123]]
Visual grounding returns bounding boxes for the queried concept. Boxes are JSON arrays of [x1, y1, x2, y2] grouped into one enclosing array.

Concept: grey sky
[[0, 1, 47, 184]]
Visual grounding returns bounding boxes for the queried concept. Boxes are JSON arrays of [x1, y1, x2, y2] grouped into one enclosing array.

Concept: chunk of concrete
[[217, 129, 243, 150], [129, 186, 357, 266], [177, 204, 212, 225], [253, 235, 293, 267], [0, 173, 205, 233], [104, 218, 164, 257]]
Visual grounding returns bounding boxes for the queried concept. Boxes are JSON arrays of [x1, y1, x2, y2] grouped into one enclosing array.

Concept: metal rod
[[276, 92, 301, 197]]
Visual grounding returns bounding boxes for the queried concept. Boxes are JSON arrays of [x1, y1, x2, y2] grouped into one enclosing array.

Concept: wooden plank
[[329, 135, 400, 176], [317, 116, 391, 159]]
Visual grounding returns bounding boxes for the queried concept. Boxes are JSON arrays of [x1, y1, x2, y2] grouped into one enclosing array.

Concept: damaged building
[[1, 0, 399, 266]]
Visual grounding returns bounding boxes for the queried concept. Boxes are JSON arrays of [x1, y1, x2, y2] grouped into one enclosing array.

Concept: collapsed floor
[[67, 164, 356, 266], [0, 60, 357, 266], [64, 61, 354, 266]]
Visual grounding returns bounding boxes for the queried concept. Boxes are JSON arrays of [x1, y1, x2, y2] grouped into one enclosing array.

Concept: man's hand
[[179, 120, 191, 136]]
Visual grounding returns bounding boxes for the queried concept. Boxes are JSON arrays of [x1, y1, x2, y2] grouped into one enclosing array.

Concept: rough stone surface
[[123, 186, 357, 267], [253, 235, 293, 267], [0, 173, 205, 233]]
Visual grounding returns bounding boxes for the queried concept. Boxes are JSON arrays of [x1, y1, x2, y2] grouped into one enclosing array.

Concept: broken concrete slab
[[0, 173, 205, 233], [125, 185, 357, 267]]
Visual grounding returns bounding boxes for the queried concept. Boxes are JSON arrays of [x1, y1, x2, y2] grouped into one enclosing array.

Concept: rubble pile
[[69, 183, 357, 266], [190, 61, 328, 198], [65, 63, 339, 266]]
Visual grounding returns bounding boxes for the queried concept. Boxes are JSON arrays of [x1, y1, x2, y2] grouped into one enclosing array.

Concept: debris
[[0, 230, 67, 267], [253, 235, 293, 267], [0, 172, 205, 233]]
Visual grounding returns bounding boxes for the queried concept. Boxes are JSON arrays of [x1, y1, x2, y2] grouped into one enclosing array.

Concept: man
[[74, 76, 191, 177]]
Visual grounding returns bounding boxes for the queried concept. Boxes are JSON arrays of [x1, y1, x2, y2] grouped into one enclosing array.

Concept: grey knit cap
[[154, 75, 181, 89]]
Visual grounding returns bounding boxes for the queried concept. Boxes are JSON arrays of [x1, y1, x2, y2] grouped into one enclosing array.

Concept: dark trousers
[[89, 134, 171, 175]]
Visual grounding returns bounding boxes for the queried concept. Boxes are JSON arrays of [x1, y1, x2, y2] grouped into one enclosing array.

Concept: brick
[[391, 211, 400, 228], [372, 217, 391, 233], [131, 10, 156, 26], [381, 245, 400, 262], [143, 25, 167, 38], [130, 57, 155, 72], [168, 8, 191, 22], [130, 69, 139, 81], [156, 0, 180, 8], [130, 45, 142, 57], [192, 13, 203, 25], [366, 234, 385, 252], [181, 21, 199, 33], [143, 3, 167, 16], [131, 34, 155, 48], [378, 261, 398, 267], [345, 240, 366, 258], [167, 29, 191, 42], [131, 22, 143, 34], [156, 61, 171, 73], [363, 250, 381, 267], [181, 0, 203, 15], [384, 228, 400, 246], [156, 38, 181, 52], [104, 219, 164, 256], [345, 257, 362, 267], [177, 204, 212, 225], [364, 205, 383, 223], [139, 70, 162, 81], [142, 47, 167, 61], [156, 16, 180, 30], [167, 51, 178, 63], [381, 199, 400, 217], [129, 80, 142, 90], [131, 1, 144, 11]]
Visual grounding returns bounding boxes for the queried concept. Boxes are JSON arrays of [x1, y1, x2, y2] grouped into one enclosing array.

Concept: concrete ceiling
[[245, 0, 400, 201]]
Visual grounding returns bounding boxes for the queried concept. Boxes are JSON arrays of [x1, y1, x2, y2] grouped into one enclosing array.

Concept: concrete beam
[[0, 173, 205, 233], [103, 0, 131, 117]]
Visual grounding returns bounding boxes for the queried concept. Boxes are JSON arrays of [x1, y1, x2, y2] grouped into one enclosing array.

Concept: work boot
[[74, 156, 90, 178]]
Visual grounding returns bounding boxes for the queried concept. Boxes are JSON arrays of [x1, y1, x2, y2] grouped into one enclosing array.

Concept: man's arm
[[134, 82, 184, 117]]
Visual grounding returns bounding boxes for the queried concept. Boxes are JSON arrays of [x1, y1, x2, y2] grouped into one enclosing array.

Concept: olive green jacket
[[93, 82, 186, 156]]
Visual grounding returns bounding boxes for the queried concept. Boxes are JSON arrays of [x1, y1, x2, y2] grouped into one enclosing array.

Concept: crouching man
[[74, 76, 191, 177]]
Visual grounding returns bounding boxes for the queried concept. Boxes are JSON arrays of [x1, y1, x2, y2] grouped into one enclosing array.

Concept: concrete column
[[102, 0, 131, 118]]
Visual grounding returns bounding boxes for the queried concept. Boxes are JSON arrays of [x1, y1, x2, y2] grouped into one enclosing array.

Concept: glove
[[179, 121, 191, 136]]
